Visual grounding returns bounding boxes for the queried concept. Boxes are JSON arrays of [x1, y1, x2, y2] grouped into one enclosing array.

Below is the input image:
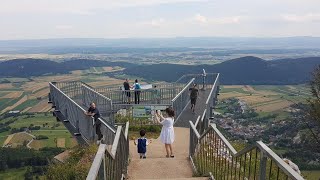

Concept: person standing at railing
[[155, 108, 175, 158], [84, 102, 103, 144], [133, 79, 141, 104], [189, 84, 199, 113], [153, 85, 161, 104], [123, 79, 131, 104]]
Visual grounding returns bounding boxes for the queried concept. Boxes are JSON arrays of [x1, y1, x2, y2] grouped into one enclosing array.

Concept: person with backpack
[[133, 79, 141, 104]]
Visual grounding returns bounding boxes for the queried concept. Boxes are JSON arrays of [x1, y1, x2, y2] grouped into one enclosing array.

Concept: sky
[[0, 0, 319, 40]]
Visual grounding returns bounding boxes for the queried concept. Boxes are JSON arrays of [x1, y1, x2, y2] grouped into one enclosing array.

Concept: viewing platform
[[48, 73, 304, 180]]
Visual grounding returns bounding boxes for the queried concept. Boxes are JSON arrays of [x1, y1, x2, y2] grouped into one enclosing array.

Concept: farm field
[[0, 114, 77, 149], [218, 85, 310, 112], [0, 67, 123, 114], [219, 85, 310, 114]]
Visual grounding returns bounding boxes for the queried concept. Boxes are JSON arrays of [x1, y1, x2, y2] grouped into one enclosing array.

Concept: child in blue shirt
[[134, 129, 151, 159]]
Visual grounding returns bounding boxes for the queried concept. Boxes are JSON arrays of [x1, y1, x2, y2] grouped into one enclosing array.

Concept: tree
[[308, 65, 320, 126], [306, 65, 320, 145]]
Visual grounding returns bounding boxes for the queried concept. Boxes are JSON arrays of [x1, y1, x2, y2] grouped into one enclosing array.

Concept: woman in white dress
[[156, 107, 175, 158]]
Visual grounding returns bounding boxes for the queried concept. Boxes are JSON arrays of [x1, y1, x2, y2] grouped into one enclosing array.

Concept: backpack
[[135, 83, 141, 90]]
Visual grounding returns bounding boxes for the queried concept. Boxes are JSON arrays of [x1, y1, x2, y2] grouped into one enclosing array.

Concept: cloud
[[150, 18, 165, 27], [0, 0, 206, 14], [194, 14, 208, 23], [55, 25, 73, 30], [282, 13, 320, 22], [192, 14, 242, 24], [140, 18, 165, 27]]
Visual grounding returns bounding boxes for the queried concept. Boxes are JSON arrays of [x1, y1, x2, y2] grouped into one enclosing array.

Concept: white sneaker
[[96, 140, 101, 145]]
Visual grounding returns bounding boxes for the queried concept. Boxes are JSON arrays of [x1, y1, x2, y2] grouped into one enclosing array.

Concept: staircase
[[128, 128, 197, 179]]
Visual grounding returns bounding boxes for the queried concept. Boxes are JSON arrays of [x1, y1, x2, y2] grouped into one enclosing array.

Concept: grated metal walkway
[[174, 89, 211, 128]]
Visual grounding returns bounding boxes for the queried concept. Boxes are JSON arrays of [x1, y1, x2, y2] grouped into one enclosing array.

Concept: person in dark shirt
[[85, 102, 103, 143], [123, 79, 131, 104], [189, 84, 199, 113]]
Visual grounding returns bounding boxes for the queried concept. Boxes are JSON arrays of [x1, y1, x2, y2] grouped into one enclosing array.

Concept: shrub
[[36, 135, 49, 140], [46, 145, 98, 180]]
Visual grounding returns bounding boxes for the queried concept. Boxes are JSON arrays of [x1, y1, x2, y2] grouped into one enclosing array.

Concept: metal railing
[[81, 84, 114, 124], [205, 73, 220, 119], [175, 73, 218, 89], [87, 122, 129, 180], [97, 86, 184, 105], [49, 82, 116, 144], [172, 78, 195, 121], [189, 112, 304, 180]]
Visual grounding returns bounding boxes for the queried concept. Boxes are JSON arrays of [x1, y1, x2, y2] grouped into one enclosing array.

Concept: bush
[[36, 135, 49, 140], [46, 145, 98, 180], [129, 125, 161, 133]]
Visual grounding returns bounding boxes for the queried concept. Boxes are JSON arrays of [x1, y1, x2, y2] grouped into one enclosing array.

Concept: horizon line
[[0, 36, 319, 41]]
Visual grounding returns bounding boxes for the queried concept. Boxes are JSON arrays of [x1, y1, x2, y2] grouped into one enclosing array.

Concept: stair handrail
[[87, 121, 129, 180], [189, 118, 304, 180]]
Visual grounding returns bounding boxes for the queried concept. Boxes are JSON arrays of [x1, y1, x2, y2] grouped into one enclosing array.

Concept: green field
[[14, 99, 39, 111], [0, 167, 27, 180], [0, 78, 30, 83], [0, 113, 77, 149], [302, 170, 320, 180]]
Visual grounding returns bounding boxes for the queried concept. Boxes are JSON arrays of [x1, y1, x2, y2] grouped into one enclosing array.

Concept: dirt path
[[127, 127, 195, 179], [3, 134, 14, 146]]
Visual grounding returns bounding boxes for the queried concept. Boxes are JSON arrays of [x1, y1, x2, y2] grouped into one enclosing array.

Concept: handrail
[[189, 119, 305, 180], [201, 109, 206, 123], [87, 122, 129, 180], [210, 124, 237, 155], [110, 126, 122, 157], [190, 121, 201, 138], [256, 141, 304, 180], [49, 82, 86, 112], [124, 121, 129, 140], [172, 78, 195, 102], [205, 73, 220, 105], [194, 115, 201, 128], [86, 144, 107, 180], [82, 83, 112, 101]]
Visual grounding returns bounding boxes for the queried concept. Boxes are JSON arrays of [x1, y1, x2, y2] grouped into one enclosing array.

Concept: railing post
[[259, 151, 267, 180]]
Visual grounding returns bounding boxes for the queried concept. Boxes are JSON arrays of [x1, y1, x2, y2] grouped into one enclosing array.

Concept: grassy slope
[[302, 171, 320, 180], [0, 167, 27, 180]]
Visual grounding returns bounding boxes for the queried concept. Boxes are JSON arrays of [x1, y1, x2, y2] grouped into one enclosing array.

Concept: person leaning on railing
[[123, 79, 131, 104], [155, 108, 175, 158], [84, 102, 103, 144]]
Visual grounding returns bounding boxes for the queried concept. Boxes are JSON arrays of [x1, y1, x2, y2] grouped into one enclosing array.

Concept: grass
[[31, 130, 75, 148], [0, 167, 27, 180], [0, 92, 10, 96], [0, 114, 77, 149], [302, 170, 320, 180], [0, 78, 30, 83], [14, 99, 39, 111], [129, 131, 160, 140], [9, 114, 65, 130], [0, 136, 7, 146]]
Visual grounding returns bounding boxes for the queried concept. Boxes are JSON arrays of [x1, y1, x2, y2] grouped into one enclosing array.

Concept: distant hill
[[0, 59, 135, 77], [121, 56, 320, 84], [1, 56, 319, 85]]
